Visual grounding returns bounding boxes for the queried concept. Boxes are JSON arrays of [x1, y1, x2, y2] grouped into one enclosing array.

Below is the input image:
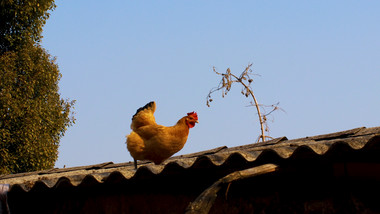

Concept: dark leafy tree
[[0, 0, 56, 52], [0, 0, 75, 174]]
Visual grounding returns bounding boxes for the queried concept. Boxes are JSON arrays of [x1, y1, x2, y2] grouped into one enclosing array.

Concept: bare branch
[[206, 64, 282, 142]]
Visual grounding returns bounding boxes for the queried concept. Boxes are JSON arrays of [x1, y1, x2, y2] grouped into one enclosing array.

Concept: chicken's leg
[[134, 159, 137, 169]]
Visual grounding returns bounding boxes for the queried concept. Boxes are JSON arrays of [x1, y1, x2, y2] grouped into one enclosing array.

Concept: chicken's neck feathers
[[169, 117, 190, 137]]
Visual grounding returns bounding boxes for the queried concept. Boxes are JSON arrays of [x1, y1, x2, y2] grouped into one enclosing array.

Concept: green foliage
[[0, 0, 56, 52], [0, 45, 75, 174], [0, 0, 75, 174]]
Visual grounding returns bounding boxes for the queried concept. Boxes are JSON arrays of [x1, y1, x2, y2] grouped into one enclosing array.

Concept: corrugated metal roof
[[1, 126, 380, 192]]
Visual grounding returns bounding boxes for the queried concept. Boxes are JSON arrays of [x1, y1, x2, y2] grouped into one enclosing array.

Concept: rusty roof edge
[[305, 127, 366, 141], [207, 132, 379, 163], [0, 162, 117, 181], [172, 146, 228, 160], [174, 130, 380, 168], [1, 126, 380, 192]]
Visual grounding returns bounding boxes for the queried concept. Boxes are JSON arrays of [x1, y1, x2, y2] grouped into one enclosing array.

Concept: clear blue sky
[[42, 1, 380, 168]]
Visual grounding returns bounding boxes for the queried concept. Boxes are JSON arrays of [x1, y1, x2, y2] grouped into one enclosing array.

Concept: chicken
[[126, 101, 198, 169]]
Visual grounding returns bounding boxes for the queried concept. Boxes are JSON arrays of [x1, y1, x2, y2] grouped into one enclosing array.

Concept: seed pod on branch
[[206, 63, 282, 143]]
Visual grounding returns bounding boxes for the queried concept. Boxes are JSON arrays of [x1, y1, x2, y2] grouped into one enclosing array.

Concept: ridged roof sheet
[[1, 126, 380, 192]]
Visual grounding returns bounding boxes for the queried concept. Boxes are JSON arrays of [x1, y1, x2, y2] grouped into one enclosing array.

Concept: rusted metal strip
[[185, 164, 279, 214], [0, 184, 10, 214]]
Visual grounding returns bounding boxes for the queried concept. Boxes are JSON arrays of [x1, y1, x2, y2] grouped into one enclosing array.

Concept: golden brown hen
[[126, 101, 198, 169]]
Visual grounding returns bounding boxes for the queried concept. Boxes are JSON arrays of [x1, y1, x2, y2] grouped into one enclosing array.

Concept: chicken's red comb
[[187, 112, 198, 120]]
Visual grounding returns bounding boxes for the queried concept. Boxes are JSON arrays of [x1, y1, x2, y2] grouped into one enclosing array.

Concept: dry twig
[[207, 64, 282, 142]]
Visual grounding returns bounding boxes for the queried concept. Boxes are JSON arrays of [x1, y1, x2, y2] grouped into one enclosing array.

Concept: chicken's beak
[[195, 120, 199, 123]]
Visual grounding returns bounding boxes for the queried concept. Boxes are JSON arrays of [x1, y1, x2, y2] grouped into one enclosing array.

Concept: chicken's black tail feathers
[[132, 101, 155, 120]]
